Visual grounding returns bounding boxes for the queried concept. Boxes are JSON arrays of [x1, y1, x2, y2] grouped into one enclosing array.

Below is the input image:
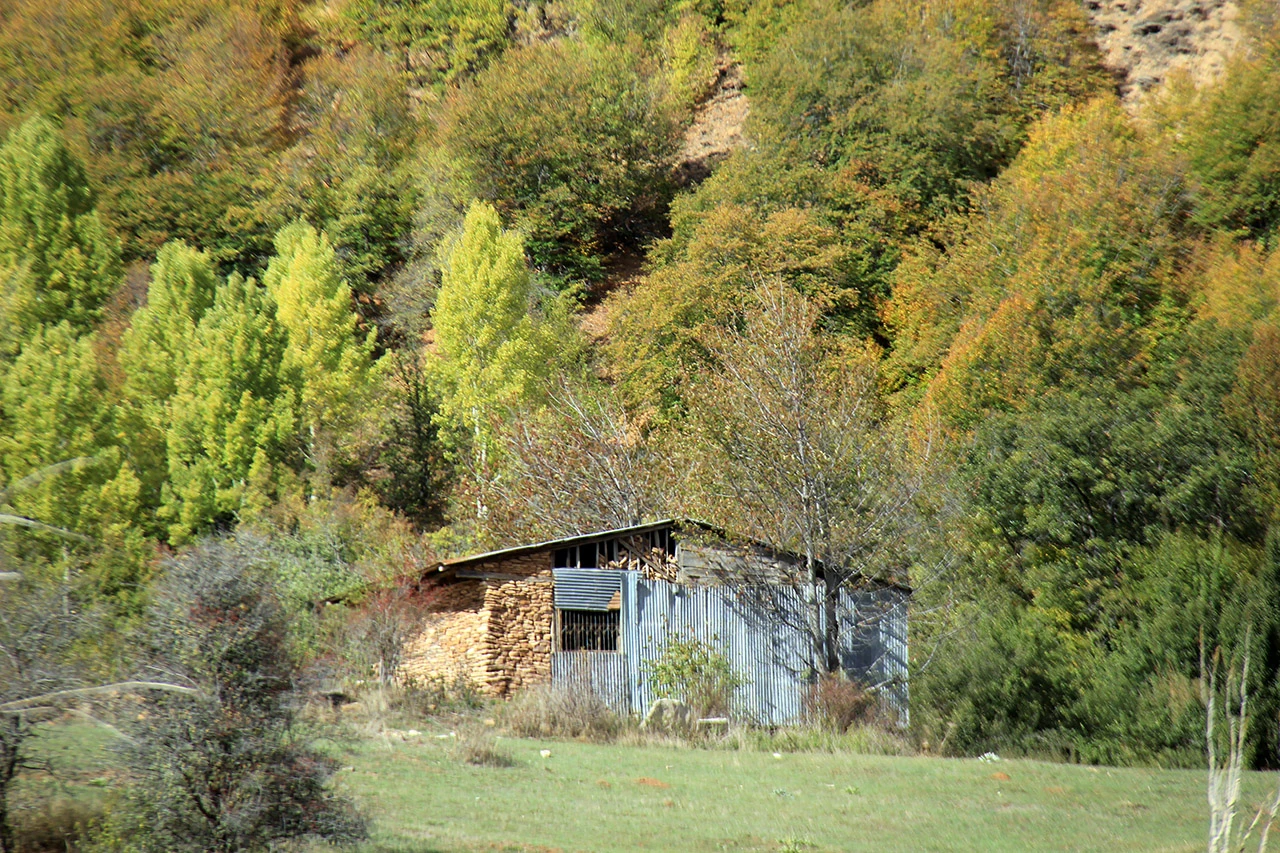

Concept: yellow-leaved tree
[[263, 222, 380, 481], [430, 201, 557, 465]]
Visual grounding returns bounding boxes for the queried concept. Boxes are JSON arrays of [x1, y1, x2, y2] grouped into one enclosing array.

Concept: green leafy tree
[[118, 241, 221, 511], [263, 222, 378, 476], [644, 635, 745, 717], [375, 354, 449, 528], [120, 241, 220, 405], [0, 117, 120, 349], [437, 40, 680, 280], [334, 0, 512, 89], [162, 274, 301, 544], [430, 202, 555, 457], [0, 324, 147, 605]]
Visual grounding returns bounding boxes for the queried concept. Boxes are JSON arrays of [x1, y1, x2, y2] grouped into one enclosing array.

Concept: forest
[[3, 0, 1280, 844]]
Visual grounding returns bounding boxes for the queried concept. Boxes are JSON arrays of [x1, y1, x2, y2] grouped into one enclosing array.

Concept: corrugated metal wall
[[550, 651, 631, 709], [550, 571, 908, 725]]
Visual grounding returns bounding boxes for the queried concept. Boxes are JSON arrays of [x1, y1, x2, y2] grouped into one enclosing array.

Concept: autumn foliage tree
[[0, 0, 299, 266], [885, 99, 1187, 421], [437, 40, 680, 280]]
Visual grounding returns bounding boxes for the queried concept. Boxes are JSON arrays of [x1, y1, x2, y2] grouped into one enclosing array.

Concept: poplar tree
[[162, 274, 300, 543], [430, 201, 554, 458], [118, 241, 221, 510], [262, 222, 377, 473], [0, 323, 115, 534], [0, 323, 145, 590], [0, 117, 120, 352], [121, 241, 219, 408]]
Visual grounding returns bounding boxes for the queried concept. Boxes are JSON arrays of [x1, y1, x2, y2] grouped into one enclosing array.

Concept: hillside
[[1085, 0, 1242, 103], [3, 0, 1280, 848]]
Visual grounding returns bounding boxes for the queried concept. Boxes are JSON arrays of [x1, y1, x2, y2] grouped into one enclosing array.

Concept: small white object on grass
[[772, 753, 783, 759], [540, 749, 552, 759]]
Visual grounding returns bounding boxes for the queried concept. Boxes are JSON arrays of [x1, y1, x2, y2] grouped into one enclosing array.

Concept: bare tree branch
[[0, 682, 203, 713]]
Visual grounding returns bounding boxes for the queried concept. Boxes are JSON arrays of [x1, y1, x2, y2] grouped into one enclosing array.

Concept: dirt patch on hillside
[[674, 62, 749, 185], [578, 248, 644, 346], [1084, 0, 1241, 106]]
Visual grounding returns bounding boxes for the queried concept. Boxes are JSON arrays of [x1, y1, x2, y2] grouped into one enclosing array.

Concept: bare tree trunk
[[0, 714, 23, 853], [806, 554, 823, 679], [824, 572, 841, 674]]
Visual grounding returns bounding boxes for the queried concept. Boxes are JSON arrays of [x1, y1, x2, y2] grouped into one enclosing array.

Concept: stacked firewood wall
[[479, 578, 553, 694], [398, 552, 555, 695], [398, 582, 486, 687]]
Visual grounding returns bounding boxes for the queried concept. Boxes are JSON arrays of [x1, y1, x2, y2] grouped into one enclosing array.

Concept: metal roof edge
[[435, 519, 684, 571], [431, 517, 913, 594]]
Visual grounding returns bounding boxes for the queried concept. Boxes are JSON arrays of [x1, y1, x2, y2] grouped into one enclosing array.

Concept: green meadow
[[16, 720, 1279, 852], [330, 734, 1277, 853]]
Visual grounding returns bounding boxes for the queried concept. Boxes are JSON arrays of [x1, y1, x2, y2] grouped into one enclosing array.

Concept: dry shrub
[[331, 577, 440, 686], [454, 739, 516, 768], [803, 674, 878, 733], [499, 684, 622, 741], [396, 674, 483, 715], [337, 676, 483, 736], [13, 797, 102, 852]]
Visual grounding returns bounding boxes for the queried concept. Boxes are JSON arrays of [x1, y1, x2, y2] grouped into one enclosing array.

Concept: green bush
[[643, 635, 744, 717], [1181, 49, 1280, 240]]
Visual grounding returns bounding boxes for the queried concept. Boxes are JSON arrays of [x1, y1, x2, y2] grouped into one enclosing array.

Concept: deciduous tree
[[162, 274, 300, 543], [111, 537, 366, 852], [437, 41, 679, 280], [0, 323, 145, 587], [263, 222, 379, 479], [430, 202, 555, 458], [681, 277, 930, 673], [0, 117, 120, 350]]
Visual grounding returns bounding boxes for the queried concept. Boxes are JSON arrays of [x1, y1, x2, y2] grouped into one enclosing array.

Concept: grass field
[[14, 719, 1280, 853], [331, 731, 1278, 853]]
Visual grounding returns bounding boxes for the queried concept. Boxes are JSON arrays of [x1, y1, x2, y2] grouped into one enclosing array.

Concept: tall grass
[[498, 685, 623, 741]]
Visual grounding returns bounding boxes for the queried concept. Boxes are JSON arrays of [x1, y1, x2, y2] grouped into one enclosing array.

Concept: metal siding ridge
[[576, 575, 908, 726], [553, 568, 623, 611]]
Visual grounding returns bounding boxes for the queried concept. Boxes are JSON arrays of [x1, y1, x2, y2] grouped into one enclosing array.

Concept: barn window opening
[[553, 539, 625, 569], [559, 609, 620, 651]]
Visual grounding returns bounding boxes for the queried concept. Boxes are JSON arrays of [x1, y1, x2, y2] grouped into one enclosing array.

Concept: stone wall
[[398, 551, 555, 696]]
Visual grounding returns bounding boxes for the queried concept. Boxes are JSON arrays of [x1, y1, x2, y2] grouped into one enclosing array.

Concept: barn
[[399, 519, 909, 724]]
